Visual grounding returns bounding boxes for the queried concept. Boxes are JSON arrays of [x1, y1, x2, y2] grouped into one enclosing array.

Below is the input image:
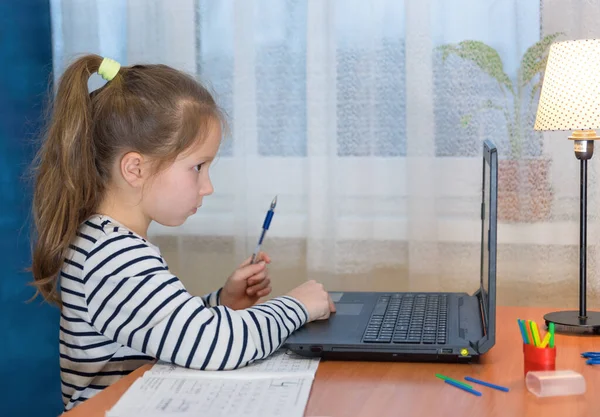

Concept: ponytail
[[31, 54, 104, 305]]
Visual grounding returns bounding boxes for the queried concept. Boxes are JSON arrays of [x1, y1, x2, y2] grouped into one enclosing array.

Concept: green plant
[[438, 33, 563, 159]]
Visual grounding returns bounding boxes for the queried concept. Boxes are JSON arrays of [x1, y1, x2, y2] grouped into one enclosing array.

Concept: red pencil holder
[[523, 343, 556, 376]]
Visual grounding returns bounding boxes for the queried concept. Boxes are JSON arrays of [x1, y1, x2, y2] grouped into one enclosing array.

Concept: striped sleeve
[[201, 288, 222, 307], [81, 229, 309, 370]]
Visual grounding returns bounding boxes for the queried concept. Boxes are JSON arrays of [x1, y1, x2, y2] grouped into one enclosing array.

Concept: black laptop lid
[[477, 140, 498, 352]]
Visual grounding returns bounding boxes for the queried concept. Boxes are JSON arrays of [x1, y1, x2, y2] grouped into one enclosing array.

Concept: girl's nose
[[200, 178, 214, 196]]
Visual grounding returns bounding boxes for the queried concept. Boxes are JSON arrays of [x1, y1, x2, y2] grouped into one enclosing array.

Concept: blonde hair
[[31, 54, 223, 305]]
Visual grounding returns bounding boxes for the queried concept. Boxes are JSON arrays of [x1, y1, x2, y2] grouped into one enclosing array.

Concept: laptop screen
[[480, 140, 497, 338]]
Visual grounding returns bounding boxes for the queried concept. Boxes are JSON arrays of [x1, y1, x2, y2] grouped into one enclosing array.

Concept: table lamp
[[534, 38, 600, 332]]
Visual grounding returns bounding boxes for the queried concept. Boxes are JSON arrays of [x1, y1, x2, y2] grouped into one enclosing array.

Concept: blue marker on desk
[[464, 376, 509, 392], [251, 196, 277, 264], [444, 379, 482, 397], [581, 352, 600, 365]]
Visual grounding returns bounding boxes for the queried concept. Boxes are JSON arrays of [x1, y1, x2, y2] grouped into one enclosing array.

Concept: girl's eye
[[194, 163, 203, 172]]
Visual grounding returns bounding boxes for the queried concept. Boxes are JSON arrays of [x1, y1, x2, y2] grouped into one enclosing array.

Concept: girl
[[31, 54, 335, 411]]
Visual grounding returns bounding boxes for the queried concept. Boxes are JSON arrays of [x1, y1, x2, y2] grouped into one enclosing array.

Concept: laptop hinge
[[472, 289, 487, 353]]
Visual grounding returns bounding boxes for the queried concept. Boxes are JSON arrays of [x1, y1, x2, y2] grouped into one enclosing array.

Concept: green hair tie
[[98, 57, 121, 81]]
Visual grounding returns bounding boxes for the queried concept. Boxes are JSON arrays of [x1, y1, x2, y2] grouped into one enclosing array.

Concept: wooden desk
[[63, 306, 599, 417]]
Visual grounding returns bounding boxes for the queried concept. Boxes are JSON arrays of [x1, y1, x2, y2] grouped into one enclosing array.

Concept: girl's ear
[[120, 151, 146, 188]]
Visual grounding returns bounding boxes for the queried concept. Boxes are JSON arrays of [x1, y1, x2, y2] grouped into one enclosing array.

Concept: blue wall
[[0, 0, 62, 415]]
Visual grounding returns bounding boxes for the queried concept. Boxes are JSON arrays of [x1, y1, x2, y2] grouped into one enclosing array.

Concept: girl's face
[[143, 122, 221, 227]]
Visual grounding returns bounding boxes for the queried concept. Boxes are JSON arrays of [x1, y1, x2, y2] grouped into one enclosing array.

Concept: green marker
[[435, 374, 473, 389], [549, 322, 555, 348]]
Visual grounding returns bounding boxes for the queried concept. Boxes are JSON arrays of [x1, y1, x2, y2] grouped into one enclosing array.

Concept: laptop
[[285, 140, 498, 363]]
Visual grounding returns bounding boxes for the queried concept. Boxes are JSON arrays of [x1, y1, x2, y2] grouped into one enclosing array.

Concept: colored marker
[[530, 321, 541, 347], [435, 374, 473, 389], [464, 376, 509, 392], [549, 322, 555, 348], [517, 319, 529, 344], [540, 332, 551, 348], [444, 379, 482, 396], [525, 320, 534, 345]]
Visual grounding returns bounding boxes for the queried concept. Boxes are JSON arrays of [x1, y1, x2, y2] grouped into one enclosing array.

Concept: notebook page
[[106, 375, 313, 417], [146, 349, 320, 380]]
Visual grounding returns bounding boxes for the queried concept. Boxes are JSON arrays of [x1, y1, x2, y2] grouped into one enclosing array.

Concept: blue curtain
[[0, 0, 62, 415]]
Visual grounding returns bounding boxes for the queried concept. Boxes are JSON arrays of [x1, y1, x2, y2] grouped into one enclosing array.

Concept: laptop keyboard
[[362, 294, 448, 344]]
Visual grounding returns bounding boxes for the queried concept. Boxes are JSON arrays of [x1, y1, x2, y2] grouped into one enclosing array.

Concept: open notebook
[[106, 349, 320, 417]]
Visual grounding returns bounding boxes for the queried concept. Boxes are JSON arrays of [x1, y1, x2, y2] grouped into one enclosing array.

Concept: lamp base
[[544, 310, 600, 334]]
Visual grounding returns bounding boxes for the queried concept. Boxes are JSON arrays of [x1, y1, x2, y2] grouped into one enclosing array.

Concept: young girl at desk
[[31, 55, 335, 411]]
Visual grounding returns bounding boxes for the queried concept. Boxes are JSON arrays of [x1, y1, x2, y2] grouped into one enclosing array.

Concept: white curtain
[[51, 0, 600, 307]]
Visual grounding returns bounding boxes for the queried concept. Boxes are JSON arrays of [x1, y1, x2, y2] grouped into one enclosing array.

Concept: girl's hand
[[219, 252, 272, 310], [286, 280, 336, 322]]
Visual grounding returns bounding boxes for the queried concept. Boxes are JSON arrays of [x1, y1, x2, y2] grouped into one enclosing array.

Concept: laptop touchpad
[[335, 303, 364, 315]]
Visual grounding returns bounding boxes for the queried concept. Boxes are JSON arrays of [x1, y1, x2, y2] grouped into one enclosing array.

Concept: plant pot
[[497, 158, 553, 223]]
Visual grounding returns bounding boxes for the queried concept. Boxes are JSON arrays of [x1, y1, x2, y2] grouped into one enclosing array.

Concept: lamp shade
[[534, 39, 600, 131]]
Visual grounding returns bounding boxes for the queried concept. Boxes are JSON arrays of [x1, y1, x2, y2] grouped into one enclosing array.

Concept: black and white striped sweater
[[59, 215, 308, 411]]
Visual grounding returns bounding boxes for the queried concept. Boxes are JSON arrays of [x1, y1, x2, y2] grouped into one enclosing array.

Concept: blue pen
[[464, 376, 509, 392], [251, 196, 277, 264], [444, 379, 482, 396]]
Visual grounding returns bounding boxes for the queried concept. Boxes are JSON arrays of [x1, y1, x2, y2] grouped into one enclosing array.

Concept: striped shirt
[[59, 215, 309, 411]]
